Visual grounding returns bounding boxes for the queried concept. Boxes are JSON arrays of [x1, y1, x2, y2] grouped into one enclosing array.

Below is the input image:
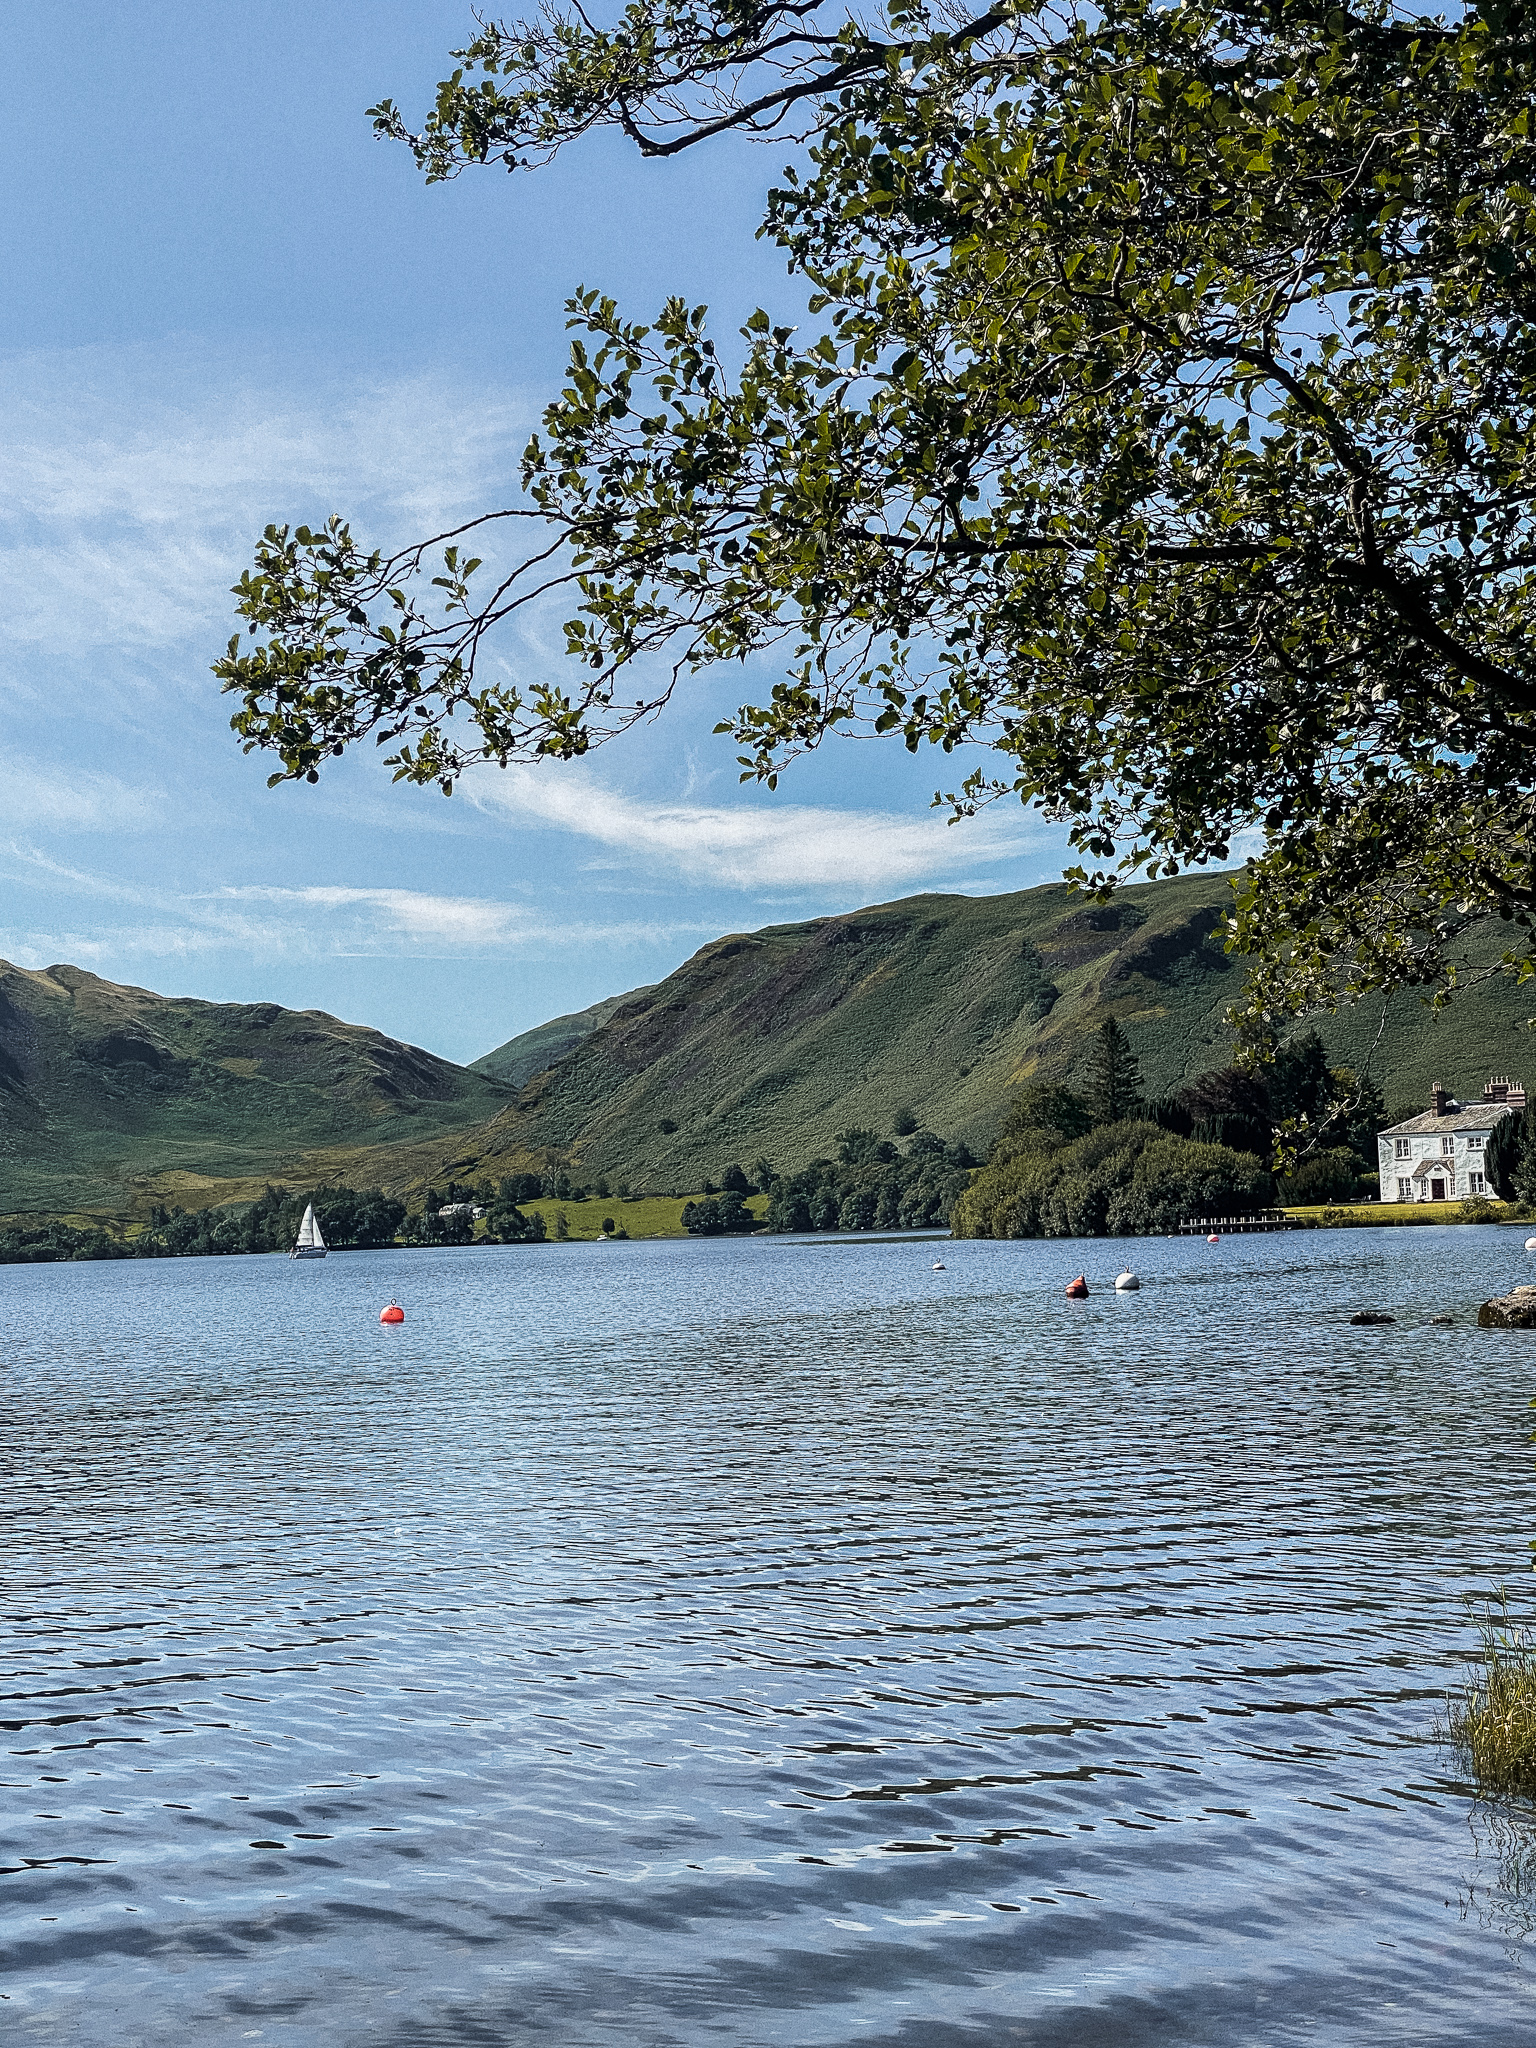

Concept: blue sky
[[0, 0, 1071, 1063]]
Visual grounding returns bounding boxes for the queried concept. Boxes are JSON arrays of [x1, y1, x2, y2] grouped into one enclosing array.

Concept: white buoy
[[1525, 1237, 1536, 1251], [932, 1260, 946, 1270], [1115, 1268, 1140, 1291]]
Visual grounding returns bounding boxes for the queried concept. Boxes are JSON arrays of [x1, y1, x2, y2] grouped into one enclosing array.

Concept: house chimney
[[1431, 1081, 1448, 1117], [1486, 1076, 1510, 1103]]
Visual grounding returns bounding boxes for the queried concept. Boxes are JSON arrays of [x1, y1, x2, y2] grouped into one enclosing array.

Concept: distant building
[[1377, 1077, 1526, 1204]]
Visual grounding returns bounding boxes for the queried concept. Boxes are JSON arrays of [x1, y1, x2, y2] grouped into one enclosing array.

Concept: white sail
[[291, 1203, 327, 1258]]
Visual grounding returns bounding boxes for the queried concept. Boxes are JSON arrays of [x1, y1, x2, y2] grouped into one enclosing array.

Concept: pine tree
[[1091, 1020, 1143, 1127]]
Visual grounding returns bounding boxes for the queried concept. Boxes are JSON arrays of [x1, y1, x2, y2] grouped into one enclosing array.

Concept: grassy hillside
[[470, 983, 655, 1089], [9, 874, 1533, 1222], [436, 876, 1536, 1194], [0, 961, 512, 1217]]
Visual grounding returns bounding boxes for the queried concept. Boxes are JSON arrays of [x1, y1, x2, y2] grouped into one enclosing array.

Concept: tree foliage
[[1148, 1061, 1271, 1154], [483, 1178, 551, 1241], [1003, 1077, 1097, 1143], [1006, 1025, 1384, 1190], [0, 1184, 408, 1263], [762, 1123, 974, 1229], [681, 1190, 757, 1232], [955, 1115, 1275, 1236], [1090, 1018, 1144, 1123], [218, 1, 1536, 1030]]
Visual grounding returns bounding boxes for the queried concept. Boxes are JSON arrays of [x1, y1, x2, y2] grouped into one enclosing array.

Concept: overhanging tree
[[217, 0, 1536, 1043]]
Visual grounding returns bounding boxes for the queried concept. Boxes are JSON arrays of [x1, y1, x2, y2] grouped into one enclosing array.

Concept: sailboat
[[291, 1203, 327, 1260]]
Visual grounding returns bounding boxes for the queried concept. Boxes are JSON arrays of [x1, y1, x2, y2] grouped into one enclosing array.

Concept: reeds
[[1447, 1591, 1536, 1799]]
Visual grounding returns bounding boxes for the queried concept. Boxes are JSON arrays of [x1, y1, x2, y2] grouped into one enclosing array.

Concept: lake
[[5, 1226, 1536, 2045]]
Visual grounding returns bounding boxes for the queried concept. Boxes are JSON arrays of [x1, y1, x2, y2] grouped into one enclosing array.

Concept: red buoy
[[1065, 1275, 1088, 1299], [1207, 1233, 1220, 1245], [380, 1301, 404, 1324]]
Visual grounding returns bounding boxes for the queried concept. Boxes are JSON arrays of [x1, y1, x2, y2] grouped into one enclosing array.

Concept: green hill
[[0, 961, 513, 1217], [443, 875, 1536, 1192], [470, 984, 655, 1089], [6, 875, 1533, 1221]]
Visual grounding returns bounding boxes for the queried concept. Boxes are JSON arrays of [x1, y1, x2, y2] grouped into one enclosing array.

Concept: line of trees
[[763, 1130, 975, 1234], [677, 1132, 978, 1236], [0, 1185, 401, 1266], [680, 1159, 774, 1235], [956, 1019, 1398, 1240], [0, 1180, 553, 1266], [1146, 1032, 1386, 1206]]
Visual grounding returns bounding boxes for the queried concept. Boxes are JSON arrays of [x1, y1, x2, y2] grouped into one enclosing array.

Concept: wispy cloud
[[223, 884, 535, 950], [0, 760, 168, 833], [219, 884, 714, 953], [0, 349, 533, 668], [469, 764, 1041, 892], [0, 848, 714, 968]]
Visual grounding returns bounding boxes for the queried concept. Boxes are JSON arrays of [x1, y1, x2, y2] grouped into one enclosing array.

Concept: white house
[[1377, 1076, 1525, 1204]]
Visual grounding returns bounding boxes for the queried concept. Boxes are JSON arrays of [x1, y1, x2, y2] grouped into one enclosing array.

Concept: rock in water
[[1478, 1287, 1536, 1329], [1350, 1311, 1396, 1326]]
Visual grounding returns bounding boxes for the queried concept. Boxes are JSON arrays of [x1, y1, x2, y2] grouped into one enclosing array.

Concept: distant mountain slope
[[470, 984, 656, 1089], [435, 876, 1536, 1192], [0, 961, 513, 1215], [9, 876, 1532, 1220]]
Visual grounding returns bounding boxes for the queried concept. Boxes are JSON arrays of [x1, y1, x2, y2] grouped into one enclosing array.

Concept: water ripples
[[4, 1228, 1536, 2042]]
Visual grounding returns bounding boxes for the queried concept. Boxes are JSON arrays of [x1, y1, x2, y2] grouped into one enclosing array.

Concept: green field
[[1284, 1200, 1519, 1227]]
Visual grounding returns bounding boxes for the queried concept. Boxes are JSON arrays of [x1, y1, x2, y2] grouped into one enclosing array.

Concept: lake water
[[6, 1227, 1536, 2045]]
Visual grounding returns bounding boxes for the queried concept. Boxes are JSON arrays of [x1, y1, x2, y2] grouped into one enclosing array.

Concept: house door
[[1431, 1177, 1446, 1200]]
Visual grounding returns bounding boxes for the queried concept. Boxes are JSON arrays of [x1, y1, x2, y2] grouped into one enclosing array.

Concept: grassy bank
[[1447, 1594, 1536, 1800], [1283, 1199, 1517, 1227]]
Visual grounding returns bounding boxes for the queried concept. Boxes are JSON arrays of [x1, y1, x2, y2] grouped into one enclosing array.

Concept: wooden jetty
[[1174, 1210, 1299, 1235]]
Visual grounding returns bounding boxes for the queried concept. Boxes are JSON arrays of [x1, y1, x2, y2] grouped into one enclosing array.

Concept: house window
[[1441, 1135, 1456, 1155], [1468, 1134, 1484, 1151], [1395, 1138, 1410, 1159], [1470, 1172, 1487, 1195], [1397, 1177, 1412, 1201]]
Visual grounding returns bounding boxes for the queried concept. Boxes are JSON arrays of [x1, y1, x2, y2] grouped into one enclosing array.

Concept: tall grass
[[1446, 1592, 1536, 1798]]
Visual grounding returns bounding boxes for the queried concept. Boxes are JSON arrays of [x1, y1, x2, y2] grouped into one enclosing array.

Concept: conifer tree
[[1091, 1021, 1142, 1128]]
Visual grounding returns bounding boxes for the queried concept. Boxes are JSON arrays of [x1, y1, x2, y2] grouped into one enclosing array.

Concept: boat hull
[[290, 1248, 327, 1260]]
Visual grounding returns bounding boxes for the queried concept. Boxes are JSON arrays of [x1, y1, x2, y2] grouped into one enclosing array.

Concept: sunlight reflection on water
[[4, 1225, 1536, 2044]]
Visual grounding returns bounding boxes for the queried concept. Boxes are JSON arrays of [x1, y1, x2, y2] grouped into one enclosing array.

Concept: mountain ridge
[[470, 983, 657, 1089], [403, 875, 1536, 1194], [4, 876, 1533, 1218], [0, 959, 513, 1216]]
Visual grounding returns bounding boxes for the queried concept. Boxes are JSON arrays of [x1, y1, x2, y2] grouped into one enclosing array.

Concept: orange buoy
[[380, 1301, 404, 1324], [1065, 1275, 1088, 1299], [1207, 1233, 1220, 1245]]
